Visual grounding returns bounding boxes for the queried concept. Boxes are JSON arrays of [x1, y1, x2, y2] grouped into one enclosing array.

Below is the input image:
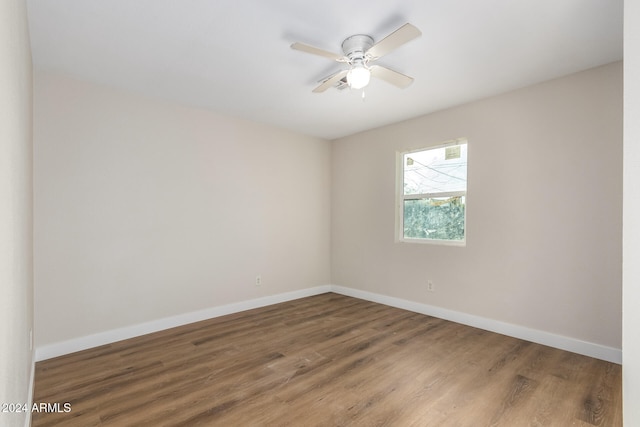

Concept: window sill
[[397, 237, 466, 247]]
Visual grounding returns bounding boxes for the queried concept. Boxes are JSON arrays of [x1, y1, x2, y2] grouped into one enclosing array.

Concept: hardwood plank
[[32, 293, 622, 426]]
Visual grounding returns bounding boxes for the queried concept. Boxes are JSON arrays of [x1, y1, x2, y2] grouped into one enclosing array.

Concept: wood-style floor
[[32, 293, 622, 426]]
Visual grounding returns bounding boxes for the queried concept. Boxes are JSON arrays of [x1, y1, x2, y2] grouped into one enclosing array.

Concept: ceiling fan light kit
[[291, 23, 422, 93], [347, 63, 370, 90]]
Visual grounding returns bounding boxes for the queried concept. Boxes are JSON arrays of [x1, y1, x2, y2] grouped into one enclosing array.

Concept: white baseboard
[[35, 285, 331, 361], [330, 285, 622, 364], [35, 284, 621, 365]]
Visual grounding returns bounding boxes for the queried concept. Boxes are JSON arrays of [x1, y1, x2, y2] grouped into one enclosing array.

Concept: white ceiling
[[26, 0, 623, 140]]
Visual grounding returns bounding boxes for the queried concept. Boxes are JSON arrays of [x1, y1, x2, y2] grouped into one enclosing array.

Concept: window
[[397, 139, 468, 244]]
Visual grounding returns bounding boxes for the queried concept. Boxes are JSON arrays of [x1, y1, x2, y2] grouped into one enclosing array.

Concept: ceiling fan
[[291, 23, 421, 93]]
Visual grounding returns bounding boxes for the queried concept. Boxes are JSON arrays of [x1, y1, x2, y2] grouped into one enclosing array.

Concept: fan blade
[[312, 70, 348, 93], [366, 23, 421, 60], [370, 65, 414, 88], [291, 42, 344, 61]]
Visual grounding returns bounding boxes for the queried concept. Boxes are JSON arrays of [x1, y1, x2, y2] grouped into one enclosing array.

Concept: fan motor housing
[[341, 34, 374, 62]]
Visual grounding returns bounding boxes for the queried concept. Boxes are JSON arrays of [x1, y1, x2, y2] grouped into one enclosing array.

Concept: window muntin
[[399, 140, 468, 244]]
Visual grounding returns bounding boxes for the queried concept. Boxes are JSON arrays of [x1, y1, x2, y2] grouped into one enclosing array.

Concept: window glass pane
[[403, 144, 467, 195], [403, 196, 465, 241]]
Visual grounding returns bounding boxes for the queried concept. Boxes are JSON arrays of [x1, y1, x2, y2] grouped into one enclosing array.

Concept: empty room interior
[[2, 0, 640, 426]]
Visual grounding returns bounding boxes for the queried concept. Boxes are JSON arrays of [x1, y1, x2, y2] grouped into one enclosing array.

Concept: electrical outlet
[[427, 280, 435, 292], [255, 275, 261, 286]]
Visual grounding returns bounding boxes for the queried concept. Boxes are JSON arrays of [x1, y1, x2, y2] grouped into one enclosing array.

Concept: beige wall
[[623, 0, 640, 423], [332, 62, 622, 349], [0, 0, 34, 426], [33, 71, 331, 347]]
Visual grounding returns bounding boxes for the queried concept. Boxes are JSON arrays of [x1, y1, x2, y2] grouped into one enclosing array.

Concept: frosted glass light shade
[[347, 66, 371, 89]]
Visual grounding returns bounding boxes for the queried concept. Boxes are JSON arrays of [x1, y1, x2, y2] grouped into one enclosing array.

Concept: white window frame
[[396, 138, 468, 246]]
